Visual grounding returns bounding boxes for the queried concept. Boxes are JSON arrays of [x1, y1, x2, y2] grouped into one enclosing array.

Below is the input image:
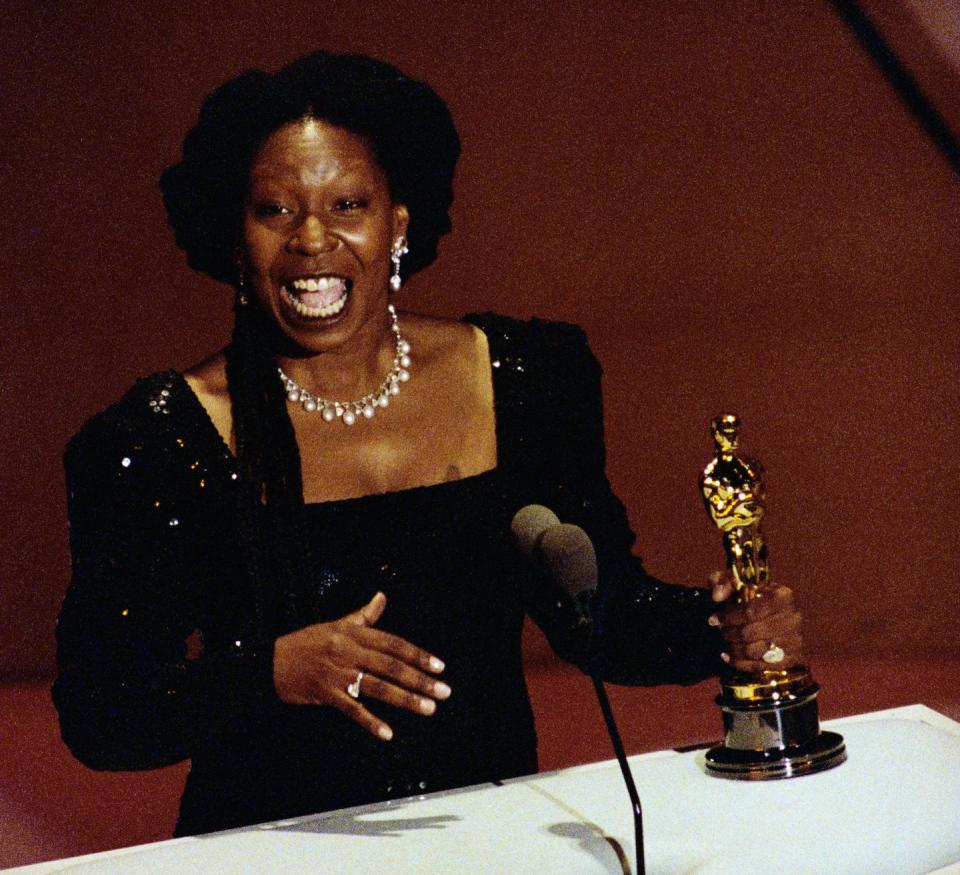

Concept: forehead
[[249, 119, 384, 187]]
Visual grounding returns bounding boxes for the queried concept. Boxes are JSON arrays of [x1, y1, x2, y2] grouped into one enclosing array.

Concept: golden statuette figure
[[699, 414, 846, 779], [700, 414, 769, 598]]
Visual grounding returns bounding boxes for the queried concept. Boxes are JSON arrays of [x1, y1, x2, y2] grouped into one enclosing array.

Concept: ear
[[392, 203, 410, 242]]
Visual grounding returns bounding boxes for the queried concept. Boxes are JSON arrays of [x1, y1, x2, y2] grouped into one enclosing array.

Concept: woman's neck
[[274, 307, 399, 401]]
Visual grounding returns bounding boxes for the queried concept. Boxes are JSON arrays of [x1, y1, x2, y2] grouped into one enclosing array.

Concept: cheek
[[360, 205, 397, 246], [357, 223, 395, 268], [243, 226, 282, 276]]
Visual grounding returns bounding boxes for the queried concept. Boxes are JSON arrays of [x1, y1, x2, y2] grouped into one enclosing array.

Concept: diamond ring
[[346, 671, 364, 699], [762, 644, 785, 664]]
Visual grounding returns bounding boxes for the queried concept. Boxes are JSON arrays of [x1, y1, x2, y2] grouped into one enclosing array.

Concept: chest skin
[[185, 315, 498, 504], [294, 321, 496, 502]]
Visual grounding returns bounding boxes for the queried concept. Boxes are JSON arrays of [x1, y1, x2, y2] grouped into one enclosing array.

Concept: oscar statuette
[[699, 414, 846, 779]]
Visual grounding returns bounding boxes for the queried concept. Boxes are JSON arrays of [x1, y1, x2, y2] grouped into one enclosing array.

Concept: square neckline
[[174, 316, 503, 505]]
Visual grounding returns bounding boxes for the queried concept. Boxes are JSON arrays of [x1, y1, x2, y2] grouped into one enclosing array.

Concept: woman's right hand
[[272, 592, 450, 741]]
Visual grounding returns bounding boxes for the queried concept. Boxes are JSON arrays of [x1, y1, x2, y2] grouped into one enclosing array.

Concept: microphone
[[511, 505, 646, 875], [511, 505, 596, 626]]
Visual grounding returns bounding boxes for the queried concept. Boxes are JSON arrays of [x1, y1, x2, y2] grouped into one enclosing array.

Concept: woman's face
[[242, 118, 408, 355]]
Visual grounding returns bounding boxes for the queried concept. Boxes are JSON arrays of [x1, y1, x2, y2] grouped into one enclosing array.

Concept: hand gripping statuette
[[699, 414, 846, 779]]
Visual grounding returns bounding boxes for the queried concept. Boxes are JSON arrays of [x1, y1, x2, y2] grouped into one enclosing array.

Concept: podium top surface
[[9, 705, 960, 875]]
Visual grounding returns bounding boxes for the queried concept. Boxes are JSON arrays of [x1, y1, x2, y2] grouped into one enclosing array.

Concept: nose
[[289, 213, 336, 255]]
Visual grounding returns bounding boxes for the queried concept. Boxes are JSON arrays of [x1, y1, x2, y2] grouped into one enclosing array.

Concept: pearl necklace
[[278, 304, 411, 426]]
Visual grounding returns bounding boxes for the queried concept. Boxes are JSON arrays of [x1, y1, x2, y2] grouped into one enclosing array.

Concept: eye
[[252, 202, 292, 218], [334, 198, 368, 212]]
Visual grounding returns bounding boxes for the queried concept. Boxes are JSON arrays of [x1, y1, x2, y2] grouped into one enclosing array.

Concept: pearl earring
[[390, 237, 409, 292]]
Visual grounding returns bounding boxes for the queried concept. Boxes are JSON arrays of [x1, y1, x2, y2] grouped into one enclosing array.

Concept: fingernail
[[720, 652, 731, 663], [419, 697, 436, 715], [378, 725, 393, 741], [434, 681, 452, 699], [429, 657, 445, 672], [707, 614, 720, 627]]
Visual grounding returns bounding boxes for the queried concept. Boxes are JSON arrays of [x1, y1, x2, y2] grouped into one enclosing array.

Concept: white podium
[[9, 705, 960, 875]]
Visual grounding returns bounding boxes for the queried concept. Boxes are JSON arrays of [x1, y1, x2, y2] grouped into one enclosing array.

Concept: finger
[[358, 646, 453, 701], [728, 611, 803, 645], [354, 625, 446, 675], [728, 652, 804, 673], [728, 633, 803, 662], [345, 592, 388, 627], [334, 691, 395, 741], [717, 586, 795, 627], [711, 578, 735, 604], [360, 673, 443, 717], [726, 631, 803, 657]]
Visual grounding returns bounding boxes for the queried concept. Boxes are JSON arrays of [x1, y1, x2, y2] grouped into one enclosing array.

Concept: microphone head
[[511, 505, 597, 599], [511, 504, 561, 561], [538, 523, 598, 598]]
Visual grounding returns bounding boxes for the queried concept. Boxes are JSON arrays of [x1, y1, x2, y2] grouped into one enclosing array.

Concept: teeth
[[283, 286, 348, 318], [291, 276, 339, 292]]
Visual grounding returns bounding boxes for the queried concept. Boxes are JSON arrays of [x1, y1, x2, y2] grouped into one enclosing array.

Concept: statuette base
[[705, 673, 846, 780]]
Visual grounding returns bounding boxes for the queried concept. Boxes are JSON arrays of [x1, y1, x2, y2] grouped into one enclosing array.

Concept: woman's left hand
[[708, 571, 805, 672]]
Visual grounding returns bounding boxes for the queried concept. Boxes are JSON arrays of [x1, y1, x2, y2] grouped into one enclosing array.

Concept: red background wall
[[3, 0, 956, 676], [1, 0, 959, 867]]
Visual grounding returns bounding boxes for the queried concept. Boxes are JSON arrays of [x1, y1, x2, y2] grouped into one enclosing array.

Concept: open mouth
[[281, 276, 352, 319]]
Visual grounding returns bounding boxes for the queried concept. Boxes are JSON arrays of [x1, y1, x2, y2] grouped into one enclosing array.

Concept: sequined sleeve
[[53, 385, 277, 771], [487, 316, 724, 686]]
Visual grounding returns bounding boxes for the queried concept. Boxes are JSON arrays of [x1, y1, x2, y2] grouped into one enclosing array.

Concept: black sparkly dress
[[54, 313, 722, 837]]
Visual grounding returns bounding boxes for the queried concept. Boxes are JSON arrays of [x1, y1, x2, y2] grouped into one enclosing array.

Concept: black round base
[[705, 730, 847, 780]]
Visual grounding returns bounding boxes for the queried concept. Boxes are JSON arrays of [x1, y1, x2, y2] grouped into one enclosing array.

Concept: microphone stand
[[591, 676, 645, 875], [510, 508, 646, 874]]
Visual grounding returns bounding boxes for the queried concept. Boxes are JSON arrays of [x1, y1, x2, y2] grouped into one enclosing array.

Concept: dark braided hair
[[160, 52, 461, 634]]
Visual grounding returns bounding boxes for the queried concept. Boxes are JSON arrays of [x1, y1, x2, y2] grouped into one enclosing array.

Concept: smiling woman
[[242, 121, 407, 352], [53, 50, 803, 839]]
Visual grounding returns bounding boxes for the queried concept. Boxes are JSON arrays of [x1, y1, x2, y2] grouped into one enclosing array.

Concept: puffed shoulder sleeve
[[53, 396, 276, 771], [517, 320, 723, 686]]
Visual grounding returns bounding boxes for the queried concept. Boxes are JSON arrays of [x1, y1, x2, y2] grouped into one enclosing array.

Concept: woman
[[54, 51, 803, 837]]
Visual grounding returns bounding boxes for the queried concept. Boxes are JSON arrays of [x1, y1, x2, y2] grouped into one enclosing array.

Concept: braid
[[226, 301, 317, 636]]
